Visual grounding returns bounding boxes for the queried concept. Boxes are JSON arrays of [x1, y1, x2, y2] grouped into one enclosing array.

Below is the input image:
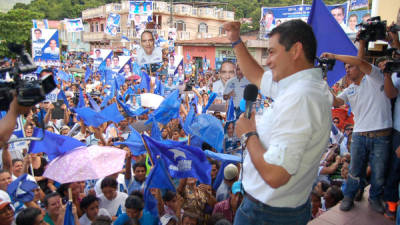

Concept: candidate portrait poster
[[65, 18, 84, 32], [105, 13, 121, 36], [129, 1, 153, 38], [32, 28, 60, 67], [90, 49, 113, 71]]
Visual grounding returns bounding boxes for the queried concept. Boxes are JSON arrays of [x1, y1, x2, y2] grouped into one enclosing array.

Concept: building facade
[[81, 1, 235, 52]]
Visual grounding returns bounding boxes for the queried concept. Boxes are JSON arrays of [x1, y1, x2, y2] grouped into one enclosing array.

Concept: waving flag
[[226, 96, 235, 122], [63, 201, 75, 225], [57, 90, 70, 109], [99, 103, 124, 124], [308, 0, 357, 86], [188, 114, 224, 153], [139, 70, 151, 92], [202, 92, 217, 113], [84, 67, 92, 82], [116, 94, 149, 117], [115, 127, 147, 156], [87, 94, 101, 112], [77, 85, 85, 108], [151, 119, 162, 141], [146, 90, 181, 125], [142, 135, 211, 184], [7, 174, 38, 204], [29, 129, 85, 161], [183, 105, 195, 134], [75, 103, 124, 127]]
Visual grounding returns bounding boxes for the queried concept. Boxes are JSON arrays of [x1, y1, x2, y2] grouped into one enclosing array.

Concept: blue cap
[[232, 181, 244, 195]]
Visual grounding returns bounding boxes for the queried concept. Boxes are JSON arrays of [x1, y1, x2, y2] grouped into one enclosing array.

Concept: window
[[175, 20, 186, 31], [101, 24, 104, 32], [95, 22, 99, 32], [219, 26, 225, 35], [198, 22, 208, 33], [90, 23, 94, 32]]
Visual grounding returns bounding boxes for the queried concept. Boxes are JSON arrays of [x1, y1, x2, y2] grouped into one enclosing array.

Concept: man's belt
[[357, 128, 392, 138], [245, 192, 266, 206]]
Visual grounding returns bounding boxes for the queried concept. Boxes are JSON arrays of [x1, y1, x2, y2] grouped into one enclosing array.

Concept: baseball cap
[[0, 190, 11, 210], [224, 164, 238, 180], [231, 181, 244, 195]]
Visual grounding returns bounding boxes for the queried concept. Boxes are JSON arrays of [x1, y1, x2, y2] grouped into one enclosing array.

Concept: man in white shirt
[[223, 64, 250, 119], [322, 51, 392, 214], [224, 20, 332, 224], [213, 61, 236, 103]]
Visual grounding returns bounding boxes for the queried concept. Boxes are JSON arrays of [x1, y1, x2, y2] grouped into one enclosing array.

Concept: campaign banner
[[89, 49, 113, 70], [32, 19, 48, 29], [129, 1, 153, 38], [65, 18, 84, 32], [105, 13, 121, 36], [110, 55, 131, 74], [347, 9, 371, 33], [350, 0, 369, 10], [31, 28, 60, 67], [260, 2, 349, 38]]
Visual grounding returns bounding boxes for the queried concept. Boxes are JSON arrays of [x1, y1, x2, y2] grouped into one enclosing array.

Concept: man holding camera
[[321, 47, 392, 213]]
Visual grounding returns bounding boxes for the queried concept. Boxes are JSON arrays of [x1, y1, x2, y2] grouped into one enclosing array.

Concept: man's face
[[220, 63, 235, 84], [12, 161, 23, 176], [141, 32, 155, 55], [167, 77, 173, 85], [331, 8, 344, 24], [348, 16, 358, 30], [345, 64, 362, 82], [0, 172, 12, 191], [211, 164, 218, 179], [266, 34, 293, 82], [126, 208, 141, 219], [124, 64, 131, 73], [134, 166, 146, 182], [85, 200, 100, 220], [50, 40, 57, 50], [113, 57, 119, 66], [46, 195, 62, 216], [96, 50, 101, 58], [266, 13, 274, 26], [0, 205, 14, 225], [106, 58, 111, 67], [35, 30, 42, 40]]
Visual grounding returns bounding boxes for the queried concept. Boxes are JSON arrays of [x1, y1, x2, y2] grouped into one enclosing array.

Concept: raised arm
[[321, 52, 372, 75], [224, 22, 264, 88]]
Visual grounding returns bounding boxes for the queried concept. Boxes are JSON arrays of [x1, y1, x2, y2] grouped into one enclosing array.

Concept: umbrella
[[140, 93, 164, 109], [43, 145, 126, 184]]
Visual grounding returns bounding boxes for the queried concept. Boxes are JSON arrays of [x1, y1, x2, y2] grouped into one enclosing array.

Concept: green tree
[[0, 9, 44, 56]]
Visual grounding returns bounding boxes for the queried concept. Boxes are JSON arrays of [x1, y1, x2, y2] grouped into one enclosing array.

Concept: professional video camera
[[316, 57, 335, 78], [0, 43, 56, 111], [357, 16, 387, 42], [384, 59, 400, 74]]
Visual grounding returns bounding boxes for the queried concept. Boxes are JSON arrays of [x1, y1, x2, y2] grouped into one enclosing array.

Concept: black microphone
[[243, 84, 258, 119]]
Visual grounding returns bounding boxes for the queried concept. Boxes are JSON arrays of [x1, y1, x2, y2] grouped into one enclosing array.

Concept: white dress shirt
[[223, 76, 250, 106], [243, 68, 332, 207]]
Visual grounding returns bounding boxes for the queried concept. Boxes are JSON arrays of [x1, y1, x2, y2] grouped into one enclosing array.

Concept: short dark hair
[[269, 19, 317, 64], [16, 207, 42, 225], [219, 61, 235, 72], [209, 159, 220, 170], [34, 28, 42, 33], [112, 55, 119, 60], [92, 215, 112, 225], [133, 161, 146, 172], [349, 14, 358, 20], [101, 177, 118, 189], [130, 191, 143, 200], [43, 192, 61, 208], [141, 30, 154, 41], [95, 49, 101, 52], [162, 190, 176, 202], [332, 6, 345, 15], [12, 159, 23, 166], [80, 195, 99, 210], [125, 195, 144, 210]]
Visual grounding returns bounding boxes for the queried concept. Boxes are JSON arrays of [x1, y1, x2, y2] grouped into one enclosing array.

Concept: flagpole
[[187, 135, 191, 145], [140, 135, 155, 166]]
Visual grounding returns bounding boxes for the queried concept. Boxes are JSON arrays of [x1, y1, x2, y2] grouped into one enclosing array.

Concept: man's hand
[[223, 21, 241, 43], [235, 111, 257, 138], [320, 52, 335, 59], [10, 95, 31, 115]]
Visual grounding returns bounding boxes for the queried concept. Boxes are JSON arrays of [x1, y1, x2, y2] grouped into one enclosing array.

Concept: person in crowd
[[322, 42, 392, 214], [216, 164, 238, 202], [125, 161, 147, 194], [91, 215, 113, 225], [113, 195, 158, 225], [159, 190, 183, 220], [223, 122, 240, 155], [79, 195, 111, 225], [98, 177, 128, 219], [16, 207, 45, 225], [212, 181, 244, 223], [213, 61, 236, 103], [0, 199, 15, 225], [223, 65, 249, 119]]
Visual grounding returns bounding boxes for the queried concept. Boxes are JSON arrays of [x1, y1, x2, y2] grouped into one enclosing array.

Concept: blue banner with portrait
[[31, 28, 60, 67]]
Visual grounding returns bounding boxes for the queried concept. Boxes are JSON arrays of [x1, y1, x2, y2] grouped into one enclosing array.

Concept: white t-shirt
[[338, 65, 392, 132], [212, 80, 225, 101], [79, 208, 110, 225], [391, 73, 400, 132], [98, 191, 127, 217], [243, 68, 332, 207], [137, 47, 163, 65]]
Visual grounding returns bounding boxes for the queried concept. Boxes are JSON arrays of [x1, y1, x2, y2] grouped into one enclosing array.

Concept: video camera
[[316, 57, 336, 78], [184, 76, 196, 91], [0, 43, 56, 111], [384, 59, 400, 74], [357, 16, 387, 42]]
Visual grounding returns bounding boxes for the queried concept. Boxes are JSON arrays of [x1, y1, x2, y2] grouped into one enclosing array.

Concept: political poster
[[129, 1, 153, 38], [32, 19, 49, 29], [347, 9, 371, 34], [350, 0, 369, 10], [31, 28, 60, 67], [105, 13, 121, 36], [260, 2, 349, 39], [89, 49, 113, 71], [65, 18, 84, 32], [110, 55, 131, 74]]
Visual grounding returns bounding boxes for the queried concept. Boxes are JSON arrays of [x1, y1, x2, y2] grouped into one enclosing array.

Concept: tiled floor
[[309, 186, 395, 225]]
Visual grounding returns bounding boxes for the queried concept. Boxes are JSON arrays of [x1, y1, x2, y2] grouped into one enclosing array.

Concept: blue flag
[[57, 90, 70, 109], [77, 86, 85, 108], [227, 96, 235, 122], [29, 128, 85, 161], [146, 90, 181, 125], [202, 92, 217, 113], [85, 67, 92, 83], [57, 70, 70, 82], [151, 119, 162, 141], [7, 174, 38, 204], [142, 135, 211, 185], [115, 127, 147, 156], [308, 0, 357, 86], [139, 70, 150, 92], [99, 103, 124, 124], [74, 107, 107, 127], [123, 87, 135, 102], [116, 94, 149, 117], [87, 94, 101, 112], [183, 105, 195, 135], [154, 78, 165, 96], [188, 114, 224, 153], [63, 202, 75, 225]]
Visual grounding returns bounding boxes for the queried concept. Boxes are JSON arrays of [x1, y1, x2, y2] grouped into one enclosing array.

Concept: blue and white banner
[[32, 19, 48, 29], [65, 18, 84, 32], [32, 28, 60, 67], [347, 9, 371, 34], [350, 0, 369, 10], [260, 2, 350, 38], [111, 55, 131, 74], [105, 13, 121, 36], [90, 49, 113, 70], [129, 1, 153, 38]]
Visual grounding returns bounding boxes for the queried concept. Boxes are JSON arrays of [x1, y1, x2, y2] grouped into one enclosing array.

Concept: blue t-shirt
[[113, 211, 158, 225]]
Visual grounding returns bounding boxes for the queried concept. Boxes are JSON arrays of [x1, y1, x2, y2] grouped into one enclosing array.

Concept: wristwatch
[[232, 38, 242, 48], [240, 131, 259, 148]]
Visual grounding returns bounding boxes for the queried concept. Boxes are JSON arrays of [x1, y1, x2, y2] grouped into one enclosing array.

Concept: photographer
[[321, 50, 392, 214], [0, 96, 31, 148]]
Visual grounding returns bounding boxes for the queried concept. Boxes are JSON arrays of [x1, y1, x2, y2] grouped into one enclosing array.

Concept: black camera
[[383, 60, 400, 74], [357, 16, 387, 42], [0, 43, 56, 111], [184, 76, 196, 91], [317, 57, 335, 78]]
